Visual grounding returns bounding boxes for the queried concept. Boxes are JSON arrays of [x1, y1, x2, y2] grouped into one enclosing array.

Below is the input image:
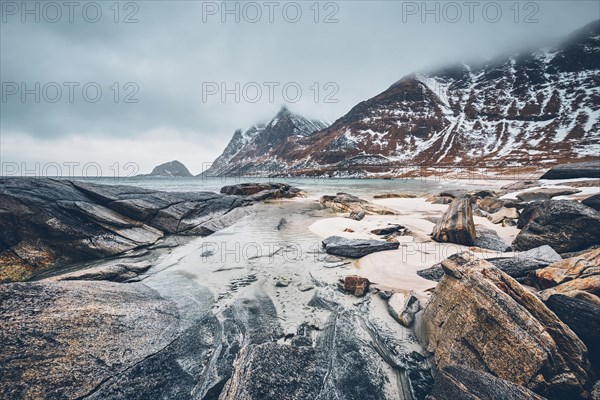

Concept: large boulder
[[431, 197, 476, 246], [0, 178, 252, 282], [420, 253, 593, 399], [321, 236, 399, 258], [427, 365, 545, 400], [540, 161, 600, 180], [512, 200, 600, 253]]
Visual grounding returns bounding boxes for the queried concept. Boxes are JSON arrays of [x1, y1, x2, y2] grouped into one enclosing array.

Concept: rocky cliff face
[[209, 20, 599, 176], [141, 160, 193, 177], [204, 106, 329, 176]]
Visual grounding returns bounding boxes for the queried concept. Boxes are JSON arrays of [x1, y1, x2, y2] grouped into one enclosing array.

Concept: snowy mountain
[[203, 106, 329, 175], [207, 20, 599, 177], [140, 160, 193, 177]]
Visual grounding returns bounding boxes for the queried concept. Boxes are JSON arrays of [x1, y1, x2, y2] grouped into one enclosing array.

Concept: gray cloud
[[1, 0, 598, 174]]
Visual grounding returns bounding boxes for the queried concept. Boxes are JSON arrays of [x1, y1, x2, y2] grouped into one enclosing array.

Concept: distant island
[[138, 160, 193, 177]]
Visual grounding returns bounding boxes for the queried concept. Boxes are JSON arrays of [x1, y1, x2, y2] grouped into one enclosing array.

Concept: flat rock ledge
[[322, 236, 399, 258]]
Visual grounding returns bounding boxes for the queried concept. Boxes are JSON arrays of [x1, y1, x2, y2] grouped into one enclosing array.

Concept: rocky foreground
[[1, 179, 432, 400], [1, 176, 599, 399], [0, 179, 299, 282]]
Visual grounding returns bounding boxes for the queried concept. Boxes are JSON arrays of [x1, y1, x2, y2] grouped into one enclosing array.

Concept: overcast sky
[[1, 0, 598, 176]]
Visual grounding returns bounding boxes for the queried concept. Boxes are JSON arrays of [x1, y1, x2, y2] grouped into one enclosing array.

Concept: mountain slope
[[204, 107, 329, 175], [286, 19, 599, 173], [208, 20, 599, 177]]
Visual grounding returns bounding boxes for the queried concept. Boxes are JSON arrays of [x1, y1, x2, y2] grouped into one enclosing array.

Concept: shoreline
[[1, 174, 599, 399]]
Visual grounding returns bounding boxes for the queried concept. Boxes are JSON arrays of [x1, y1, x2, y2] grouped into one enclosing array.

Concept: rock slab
[[220, 343, 328, 400], [322, 236, 399, 258], [0, 280, 179, 400], [487, 245, 562, 279]]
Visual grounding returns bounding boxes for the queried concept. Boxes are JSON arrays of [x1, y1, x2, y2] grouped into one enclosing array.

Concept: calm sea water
[[64, 176, 505, 198]]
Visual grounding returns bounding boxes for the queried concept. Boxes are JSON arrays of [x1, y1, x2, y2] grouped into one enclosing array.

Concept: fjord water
[[65, 176, 499, 198]]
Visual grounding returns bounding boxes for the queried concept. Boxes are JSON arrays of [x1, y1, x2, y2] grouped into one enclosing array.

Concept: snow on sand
[[309, 197, 519, 293]]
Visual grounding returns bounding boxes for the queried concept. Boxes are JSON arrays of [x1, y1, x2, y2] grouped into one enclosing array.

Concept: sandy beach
[[308, 178, 598, 294]]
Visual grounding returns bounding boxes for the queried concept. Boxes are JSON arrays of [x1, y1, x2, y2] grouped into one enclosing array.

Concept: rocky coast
[[1, 169, 599, 400]]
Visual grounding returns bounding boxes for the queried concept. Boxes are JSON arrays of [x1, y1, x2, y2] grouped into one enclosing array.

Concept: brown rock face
[[342, 275, 370, 297], [532, 248, 600, 290], [421, 253, 593, 399], [431, 197, 476, 246]]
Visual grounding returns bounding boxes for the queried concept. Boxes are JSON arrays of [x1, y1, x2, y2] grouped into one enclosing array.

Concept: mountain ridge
[[207, 20, 600, 177], [202, 106, 329, 176]]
